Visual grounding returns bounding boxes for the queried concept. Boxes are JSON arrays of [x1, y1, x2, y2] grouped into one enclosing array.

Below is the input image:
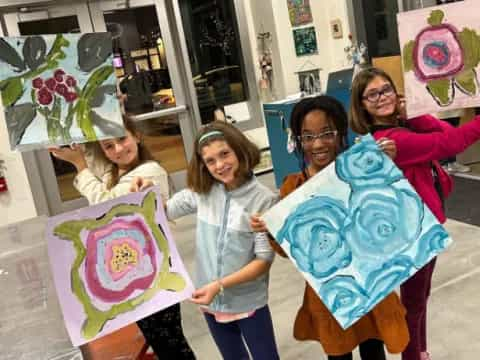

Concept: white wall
[[247, 0, 352, 99], [0, 113, 37, 226], [0, 23, 37, 226]]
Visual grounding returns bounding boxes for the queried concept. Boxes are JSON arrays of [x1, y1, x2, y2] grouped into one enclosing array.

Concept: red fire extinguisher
[[0, 160, 7, 193]]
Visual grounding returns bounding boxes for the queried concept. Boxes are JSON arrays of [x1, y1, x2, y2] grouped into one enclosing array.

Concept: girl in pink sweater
[[349, 67, 480, 360]]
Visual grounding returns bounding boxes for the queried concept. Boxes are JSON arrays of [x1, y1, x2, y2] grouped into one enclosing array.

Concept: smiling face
[[301, 110, 339, 175], [201, 140, 240, 190], [362, 76, 398, 125], [99, 130, 140, 171]]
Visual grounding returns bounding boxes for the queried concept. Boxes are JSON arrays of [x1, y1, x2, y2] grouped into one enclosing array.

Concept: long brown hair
[[349, 67, 399, 135], [187, 121, 260, 194], [88, 115, 154, 189]]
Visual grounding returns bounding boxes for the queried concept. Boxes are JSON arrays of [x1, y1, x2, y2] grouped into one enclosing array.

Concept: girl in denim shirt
[[165, 121, 280, 359]]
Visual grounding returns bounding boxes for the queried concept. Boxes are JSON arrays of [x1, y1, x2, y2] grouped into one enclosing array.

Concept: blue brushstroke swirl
[[344, 186, 424, 261], [364, 256, 414, 309], [335, 137, 403, 189], [414, 224, 451, 267], [276, 196, 351, 278], [319, 276, 369, 324]]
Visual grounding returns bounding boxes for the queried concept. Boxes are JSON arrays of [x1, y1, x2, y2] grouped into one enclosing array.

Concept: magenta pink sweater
[[373, 114, 480, 223]]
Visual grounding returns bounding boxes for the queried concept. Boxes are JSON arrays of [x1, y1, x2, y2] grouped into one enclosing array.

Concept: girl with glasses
[[251, 95, 408, 360], [350, 67, 480, 360]]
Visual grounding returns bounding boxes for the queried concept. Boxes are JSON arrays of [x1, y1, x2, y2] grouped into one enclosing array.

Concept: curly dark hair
[[289, 95, 349, 176]]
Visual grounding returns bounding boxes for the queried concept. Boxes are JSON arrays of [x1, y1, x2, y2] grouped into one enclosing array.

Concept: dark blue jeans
[[204, 305, 279, 360]]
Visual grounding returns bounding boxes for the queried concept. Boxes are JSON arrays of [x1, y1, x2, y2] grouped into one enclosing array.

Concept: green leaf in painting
[[403, 40, 415, 72], [426, 78, 453, 106], [0, 38, 26, 72], [454, 69, 478, 96], [90, 110, 124, 138], [5, 102, 36, 147], [77, 33, 112, 72], [89, 84, 116, 108], [427, 10, 444, 26], [23, 36, 47, 71], [457, 27, 480, 70], [1, 77, 25, 107]]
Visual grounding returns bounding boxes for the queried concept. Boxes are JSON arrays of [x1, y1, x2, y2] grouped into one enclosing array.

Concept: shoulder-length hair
[[349, 67, 398, 135], [187, 121, 260, 194], [289, 95, 348, 175], [87, 115, 154, 189]]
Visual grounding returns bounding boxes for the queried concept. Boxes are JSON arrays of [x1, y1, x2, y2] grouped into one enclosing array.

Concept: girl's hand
[[250, 213, 268, 233], [377, 138, 397, 160], [190, 281, 221, 305], [49, 144, 87, 172], [396, 94, 407, 121], [130, 176, 155, 192]]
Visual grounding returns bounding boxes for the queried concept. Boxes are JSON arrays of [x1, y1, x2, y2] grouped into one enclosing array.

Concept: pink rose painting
[[398, 3, 480, 117], [46, 188, 194, 346]]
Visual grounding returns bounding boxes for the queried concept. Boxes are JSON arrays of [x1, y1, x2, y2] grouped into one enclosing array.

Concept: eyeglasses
[[298, 130, 338, 144], [362, 84, 395, 103]]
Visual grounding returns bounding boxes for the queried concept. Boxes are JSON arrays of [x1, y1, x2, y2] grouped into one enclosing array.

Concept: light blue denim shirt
[[166, 176, 278, 313]]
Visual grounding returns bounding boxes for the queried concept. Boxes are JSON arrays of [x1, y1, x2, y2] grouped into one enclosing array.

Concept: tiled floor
[[172, 173, 480, 360]]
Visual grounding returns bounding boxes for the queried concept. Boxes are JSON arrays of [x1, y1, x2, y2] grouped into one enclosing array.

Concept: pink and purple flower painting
[[46, 188, 194, 346], [398, 3, 480, 117]]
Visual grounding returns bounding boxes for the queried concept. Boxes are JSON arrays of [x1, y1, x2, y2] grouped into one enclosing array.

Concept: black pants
[[328, 339, 386, 360], [137, 303, 196, 359]]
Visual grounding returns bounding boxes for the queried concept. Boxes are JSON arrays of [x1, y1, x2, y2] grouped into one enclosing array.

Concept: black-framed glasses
[[362, 84, 395, 103], [298, 130, 338, 144]]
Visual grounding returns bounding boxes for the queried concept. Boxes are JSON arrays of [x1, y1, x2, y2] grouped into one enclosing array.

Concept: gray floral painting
[[0, 33, 124, 150], [263, 135, 452, 329]]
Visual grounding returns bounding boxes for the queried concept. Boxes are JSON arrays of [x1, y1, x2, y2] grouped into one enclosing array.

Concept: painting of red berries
[[0, 33, 124, 150], [398, 2, 480, 117]]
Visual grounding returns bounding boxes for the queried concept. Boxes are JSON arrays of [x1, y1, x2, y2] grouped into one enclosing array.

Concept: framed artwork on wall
[[330, 19, 343, 39], [287, 0, 313, 27], [293, 26, 318, 56]]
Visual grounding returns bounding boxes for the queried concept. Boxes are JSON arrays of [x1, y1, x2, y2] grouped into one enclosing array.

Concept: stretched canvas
[[46, 188, 194, 346], [287, 0, 313, 27], [263, 135, 452, 329], [0, 33, 124, 150], [293, 27, 318, 56], [398, 2, 480, 117]]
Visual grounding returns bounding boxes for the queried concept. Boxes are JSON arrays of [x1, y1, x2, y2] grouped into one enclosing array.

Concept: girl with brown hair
[[350, 66, 480, 360], [164, 121, 280, 359], [49, 115, 195, 359]]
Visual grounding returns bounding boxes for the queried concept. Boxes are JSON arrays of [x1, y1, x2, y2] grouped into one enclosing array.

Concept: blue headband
[[198, 130, 223, 145]]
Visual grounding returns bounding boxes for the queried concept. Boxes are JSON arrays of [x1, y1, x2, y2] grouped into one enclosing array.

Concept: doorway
[[2, 0, 261, 214]]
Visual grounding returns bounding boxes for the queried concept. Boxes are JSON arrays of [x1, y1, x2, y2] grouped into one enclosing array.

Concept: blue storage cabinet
[[263, 91, 352, 188], [263, 99, 302, 188]]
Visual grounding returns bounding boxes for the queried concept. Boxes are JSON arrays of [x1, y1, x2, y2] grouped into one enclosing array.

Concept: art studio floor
[[173, 173, 480, 360]]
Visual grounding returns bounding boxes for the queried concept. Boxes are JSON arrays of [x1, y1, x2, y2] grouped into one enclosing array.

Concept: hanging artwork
[[398, 2, 480, 117], [0, 33, 124, 150], [287, 0, 313, 27], [293, 27, 318, 57], [262, 135, 452, 329], [46, 188, 194, 346]]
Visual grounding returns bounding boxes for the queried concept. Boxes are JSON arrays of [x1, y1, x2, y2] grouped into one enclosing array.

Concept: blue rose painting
[[263, 134, 452, 329]]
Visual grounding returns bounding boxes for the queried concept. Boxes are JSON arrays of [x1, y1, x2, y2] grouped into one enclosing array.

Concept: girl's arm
[[377, 115, 480, 167], [191, 232, 274, 305], [75, 161, 168, 205], [165, 188, 198, 220], [407, 114, 454, 133]]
